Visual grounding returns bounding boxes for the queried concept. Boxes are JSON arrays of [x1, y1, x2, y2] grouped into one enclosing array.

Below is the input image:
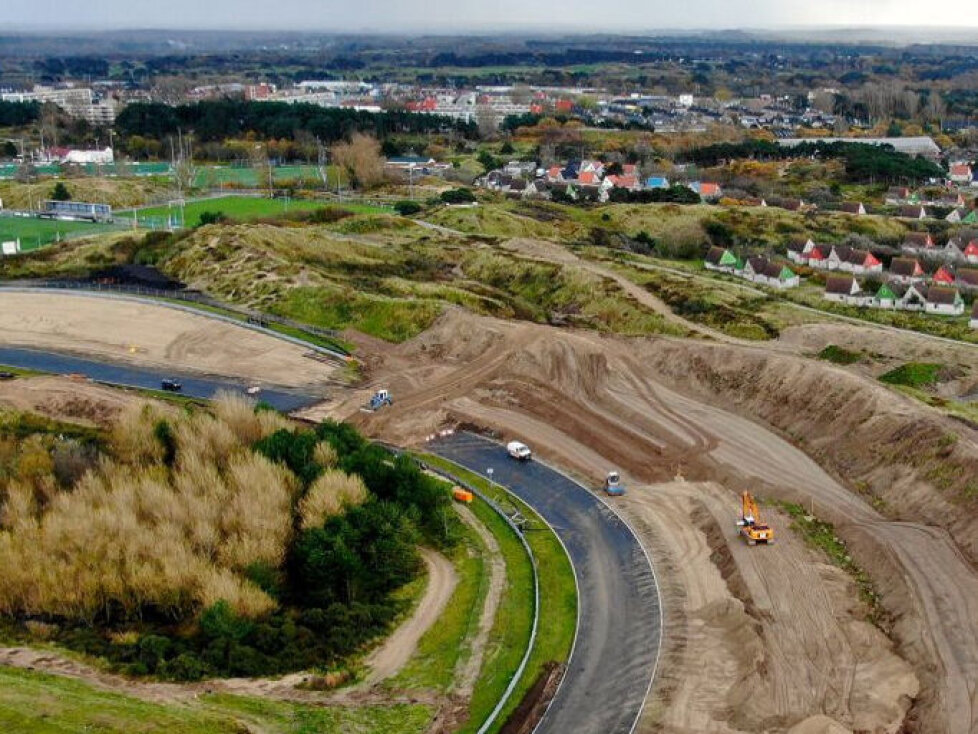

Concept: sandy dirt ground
[[0, 375, 167, 426], [0, 292, 334, 389], [313, 308, 978, 734], [362, 548, 458, 686]]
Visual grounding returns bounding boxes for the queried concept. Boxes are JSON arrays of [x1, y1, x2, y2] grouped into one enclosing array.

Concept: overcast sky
[[1, 0, 974, 32]]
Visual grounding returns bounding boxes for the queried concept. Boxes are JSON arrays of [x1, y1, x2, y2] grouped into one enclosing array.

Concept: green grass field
[[194, 165, 346, 188], [135, 196, 391, 229], [0, 215, 124, 249], [0, 665, 433, 734]]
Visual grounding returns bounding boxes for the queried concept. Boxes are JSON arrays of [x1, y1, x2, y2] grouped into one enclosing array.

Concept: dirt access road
[[0, 291, 333, 389], [329, 309, 976, 733]]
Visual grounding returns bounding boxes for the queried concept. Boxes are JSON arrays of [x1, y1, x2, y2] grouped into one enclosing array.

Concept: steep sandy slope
[[314, 309, 978, 733]]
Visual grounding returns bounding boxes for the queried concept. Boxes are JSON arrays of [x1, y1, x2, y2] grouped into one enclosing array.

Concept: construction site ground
[[3, 270, 978, 732], [322, 307, 978, 734]]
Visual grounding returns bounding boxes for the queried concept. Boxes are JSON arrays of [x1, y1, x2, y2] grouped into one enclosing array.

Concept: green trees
[[394, 200, 422, 216], [50, 182, 71, 201], [440, 188, 477, 205]]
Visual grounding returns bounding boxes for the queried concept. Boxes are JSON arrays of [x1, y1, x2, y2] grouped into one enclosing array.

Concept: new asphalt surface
[[0, 346, 319, 412], [431, 432, 660, 734]]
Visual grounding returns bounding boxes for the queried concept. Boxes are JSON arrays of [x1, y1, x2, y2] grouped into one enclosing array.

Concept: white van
[[507, 441, 532, 461]]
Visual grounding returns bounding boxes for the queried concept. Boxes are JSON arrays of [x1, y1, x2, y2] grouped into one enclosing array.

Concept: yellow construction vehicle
[[737, 491, 774, 545]]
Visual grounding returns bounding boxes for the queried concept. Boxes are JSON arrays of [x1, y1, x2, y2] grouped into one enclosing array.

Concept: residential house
[[971, 301, 978, 329], [743, 256, 799, 288], [901, 232, 935, 253], [546, 165, 564, 182], [964, 210, 978, 225], [899, 204, 928, 220], [646, 176, 670, 189], [824, 275, 864, 305], [806, 244, 833, 269], [956, 267, 978, 290], [840, 201, 866, 215], [705, 247, 739, 273], [778, 198, 809, 212], [944, 237, 966, 261], [786, 236, 816, 264], [605, 174, 640, 190], [950, 163, 974, 184], [964, 240, 978, 264], [946, 208, 968, 223], [925, 286, 965, 315], [844, 248, 883, 275], [744, 197, 768, 207], [932, 265, 956, 285], [875, 281, 905, 309], [939, 193, 966, 208], [897, 283, 929, 311], [503, 160, 538, 178], [888, 257, 926, 284], [885, 186, 912, 205], [691, 181, 723, 199]]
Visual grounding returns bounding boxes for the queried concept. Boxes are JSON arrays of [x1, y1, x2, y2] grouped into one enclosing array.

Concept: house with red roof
[[950, 163, 973, 184], [932, 265, 956, 285], [964, 240, 978, 264]]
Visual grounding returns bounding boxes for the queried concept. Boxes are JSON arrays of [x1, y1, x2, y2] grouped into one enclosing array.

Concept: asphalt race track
[[0, 346, 319, 412], [432, 432, 660, 734]]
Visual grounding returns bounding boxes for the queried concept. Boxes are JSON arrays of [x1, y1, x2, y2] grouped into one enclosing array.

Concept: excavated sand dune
[[332, 309, 978, 733]]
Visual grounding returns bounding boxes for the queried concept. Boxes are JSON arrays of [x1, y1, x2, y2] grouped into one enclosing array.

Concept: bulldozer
[[362, 388, 393, 412], [737, 491, 774, 545]]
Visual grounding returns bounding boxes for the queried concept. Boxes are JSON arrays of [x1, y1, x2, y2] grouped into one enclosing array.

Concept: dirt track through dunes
[[363, 548, 458, 686], [0, 292, 332, 388], [340, 309, 978, 733]]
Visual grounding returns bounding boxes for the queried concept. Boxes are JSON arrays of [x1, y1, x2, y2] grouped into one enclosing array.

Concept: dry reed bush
[[313, 440, 338, 469], [110, 404, 167, 465], [299, 469, 368, 530], [212, 391, 290, 444], [0, 405, 300, 622]]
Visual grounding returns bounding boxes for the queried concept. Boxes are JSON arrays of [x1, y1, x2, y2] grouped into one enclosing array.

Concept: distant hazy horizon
[[2, 1, 978, 35]]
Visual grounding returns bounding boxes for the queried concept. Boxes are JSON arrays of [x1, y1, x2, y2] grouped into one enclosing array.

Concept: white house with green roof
[[704, 246, 739, 273]]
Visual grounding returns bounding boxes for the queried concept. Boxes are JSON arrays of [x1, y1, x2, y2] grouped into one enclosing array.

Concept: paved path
[[432, 432, 660, 734]]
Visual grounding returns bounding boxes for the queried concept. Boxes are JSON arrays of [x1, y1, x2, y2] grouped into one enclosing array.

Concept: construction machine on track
[[737, 491, 774, 545]]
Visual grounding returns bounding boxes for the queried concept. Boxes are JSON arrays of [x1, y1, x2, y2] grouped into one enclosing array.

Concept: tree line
[[115, 99, 478, 148], [0, 101, 40, 127], [683, 139, 944, 183]]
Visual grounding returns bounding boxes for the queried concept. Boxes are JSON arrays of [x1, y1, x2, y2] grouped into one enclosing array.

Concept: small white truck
[[507, 441, 532, 461]]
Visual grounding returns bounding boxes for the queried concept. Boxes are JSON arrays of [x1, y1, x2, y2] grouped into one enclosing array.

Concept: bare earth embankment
[[311, 308, 978, 734], [0, 291, 333, 388]]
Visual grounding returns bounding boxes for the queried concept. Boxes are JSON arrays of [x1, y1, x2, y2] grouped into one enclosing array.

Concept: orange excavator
[[738, 491, 774, 545]]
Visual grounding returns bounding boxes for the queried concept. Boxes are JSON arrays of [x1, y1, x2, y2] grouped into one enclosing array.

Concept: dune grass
[[0, 665, 433, 734]]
